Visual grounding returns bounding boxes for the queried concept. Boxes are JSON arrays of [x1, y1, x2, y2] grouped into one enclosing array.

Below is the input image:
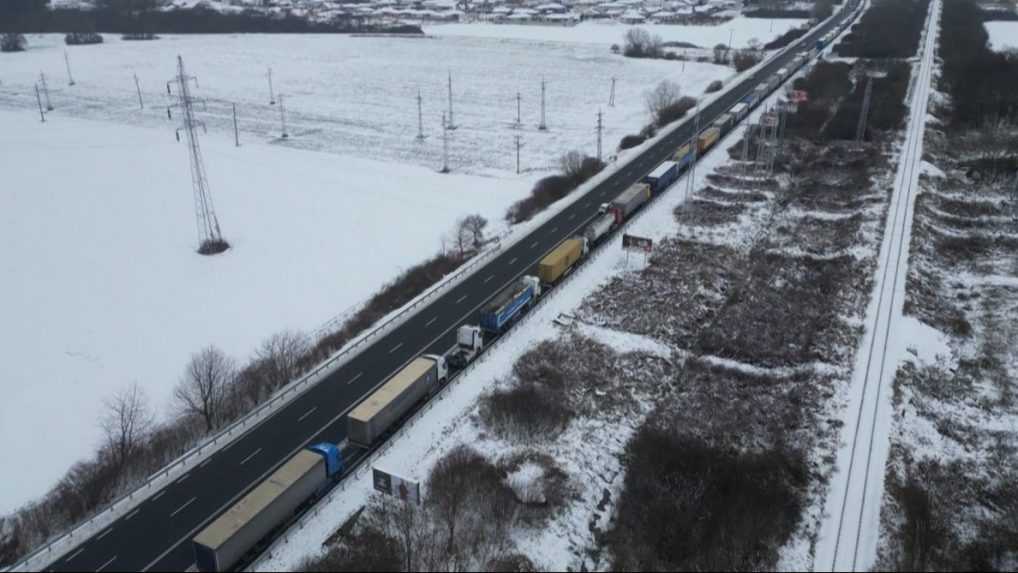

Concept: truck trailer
[[674, 142, 694, 169], [583, 213, 615, 245], [347, 356, 445, 447], [479, 276, 541, 334], [604, 182, 651, 224], [538, 238, 587, 285], [193, 444, 342, 572], [642, 160, 679, 194], [730, 102, 749, 120], [697, 127, 721, 154]]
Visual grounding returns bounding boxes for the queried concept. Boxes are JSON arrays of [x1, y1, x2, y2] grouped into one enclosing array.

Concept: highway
[[42, 6, 859, 572]]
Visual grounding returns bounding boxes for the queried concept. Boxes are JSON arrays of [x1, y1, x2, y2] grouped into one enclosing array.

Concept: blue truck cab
[[307, 442, 343, 479]]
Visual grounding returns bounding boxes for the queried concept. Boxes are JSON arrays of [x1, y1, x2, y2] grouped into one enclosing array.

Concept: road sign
[[622, 234, 653, 253], [373, 466, 421, 505]]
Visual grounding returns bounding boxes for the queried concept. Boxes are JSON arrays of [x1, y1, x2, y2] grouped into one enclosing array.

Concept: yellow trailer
[[538, 238, 586, 284], [697, 127, 721, 154], [674, 143, 693, 165]]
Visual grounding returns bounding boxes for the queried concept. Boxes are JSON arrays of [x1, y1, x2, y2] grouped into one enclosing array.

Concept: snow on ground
[[2, 33, 730, 178], [0, 30, 736, 515], [984, 20, 1018, 51], [426, 17, 809, 49], [0, 109, 528, 515], [253, 90, 767, 573], [425, 16, 806, 49]]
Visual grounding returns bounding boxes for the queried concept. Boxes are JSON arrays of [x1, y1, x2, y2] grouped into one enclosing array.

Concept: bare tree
[[459, 214, 488, 251], [174, 345, 235, 433], [100, 382, 153, 469], [645, 80, 683, 121], [255, 330, 310, 391], [1, 33, 27, 53], [623, 27, 661, 58]]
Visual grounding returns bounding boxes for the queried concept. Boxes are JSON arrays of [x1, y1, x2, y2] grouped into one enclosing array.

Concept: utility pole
[[539, 77, 547, 131], [267, 67, 276, 106], [440, 112, 450, 173], [728, 28, 735, 54], [856, 75, 874, 144], [515, 134, 522, 174], [233, 103, 240, 147], [134, 73, 144, 110], [446, 70, 456, 130], [742, 123, 752, 162], [596, 109, 603, 162], [608, 77, 616, 107], [167, 55, 228, 256], [416, 88, 425, 141], [34, 84, 46, 123], [39, 72, 53, 111], [64, 49, 75, 86], [515, 91, 522, 128], [279, 93, 289, 139], [686, 104, 701, 198]]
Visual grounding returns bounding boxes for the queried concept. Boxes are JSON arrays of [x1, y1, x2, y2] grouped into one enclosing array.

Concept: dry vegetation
[[875, 3, 1018, 562]]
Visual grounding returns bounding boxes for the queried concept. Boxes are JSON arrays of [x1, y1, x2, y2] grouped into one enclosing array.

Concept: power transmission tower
[[34, 83, 46, 123], [267, 67, 276, 106], [742, 124, 752, 162], [515, 91, 522, 129], [609, 77, 616, 107], [440, 112, 450, 173], [279, 93, 289, 139], [39, 72, 53, 111], [167, 55, 228, 256], [416, 88, 425, 141], [596, 109, 603, 162], [446, 70, 456, 130], [539, 77, 547, 131], [64, 49, 75, 86], [134, 73, 144, 110]]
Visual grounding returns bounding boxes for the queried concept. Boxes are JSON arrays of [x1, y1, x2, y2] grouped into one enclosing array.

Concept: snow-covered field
[[1, 33, 730, 177], [0, 29, 749, 515], [426, 16, 809, 49], [984, 20, 1018, 51]]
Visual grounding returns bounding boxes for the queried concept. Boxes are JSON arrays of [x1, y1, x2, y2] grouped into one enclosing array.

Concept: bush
[[65, 32, 102, 45], [609, 427, 807, 570], [704, 80, 723, 93], [1, 33, 26, 52], [506, 152, 605, 224], [479, 383, 574, 442], [656, 96, 697, 127], [763, 26, 807, 50], [733, 50, 763, 72], [619, 134, 646, 150]]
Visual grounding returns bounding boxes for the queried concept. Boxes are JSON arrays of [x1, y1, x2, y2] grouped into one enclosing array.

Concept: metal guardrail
[[9, 239, 505, 573], [11, 6, 866, 571]]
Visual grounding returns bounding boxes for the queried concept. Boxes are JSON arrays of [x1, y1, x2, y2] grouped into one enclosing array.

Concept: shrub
[[609, 427, 807, 570], [704, 79, 723, 93], [763, 26, 808, 50], [479, 382, 574, 442], [619, 134, 646, 150], [1, 33, 26, 52], [656, 96, 697, 127], [65, 32, 103, 45], [506, 153, 605, 224], [733, 50, 762, 72]]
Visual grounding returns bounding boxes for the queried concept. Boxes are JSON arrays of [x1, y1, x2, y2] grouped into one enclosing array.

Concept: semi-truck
[[445, 325, 484, 370], [193, 444, 343, 572], [642, 160, 680, 194], [538, 238, 587, 285], [602, 182, 651, 225], [583, 213, 615, 245], [480, 276, 541, 334], [347, 356, 446, 447]]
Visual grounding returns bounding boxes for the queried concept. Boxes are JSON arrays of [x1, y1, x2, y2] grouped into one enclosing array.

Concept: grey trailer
[[193, 449, 329, 572], [347, 357, 439, 447]]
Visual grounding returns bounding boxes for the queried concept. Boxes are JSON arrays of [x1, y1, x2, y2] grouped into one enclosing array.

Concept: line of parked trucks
[[190, 7, 863, 569]]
